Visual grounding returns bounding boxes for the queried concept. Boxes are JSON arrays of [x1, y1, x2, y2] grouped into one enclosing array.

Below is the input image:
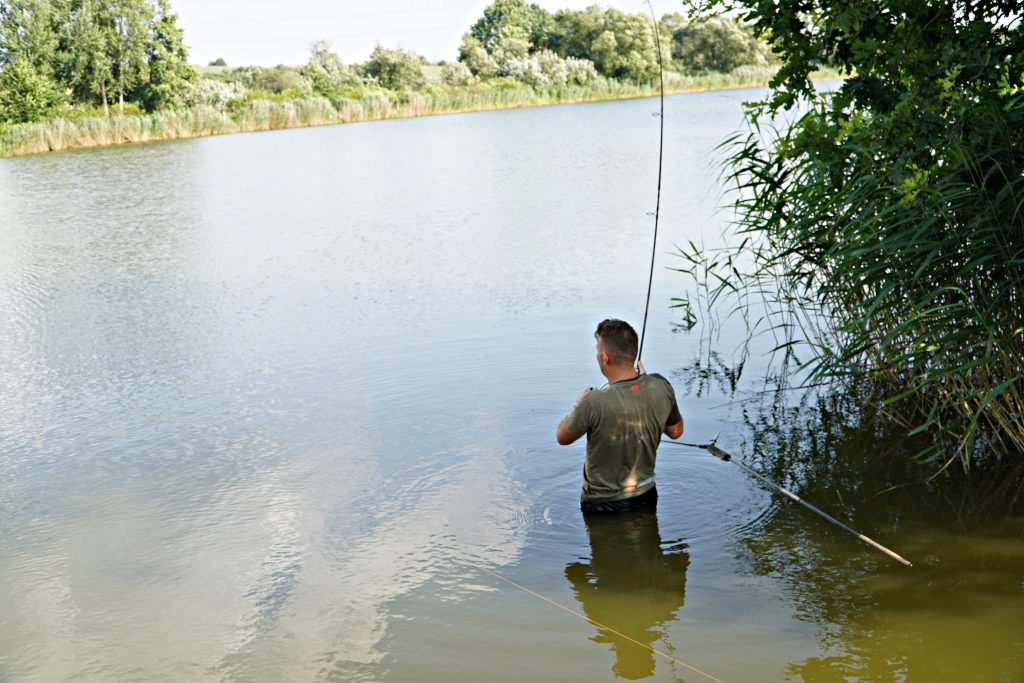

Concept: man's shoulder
[[643, 373, 678, 398]]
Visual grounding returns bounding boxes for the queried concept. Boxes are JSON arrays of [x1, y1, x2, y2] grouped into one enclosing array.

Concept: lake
[[1, 89, 1022, 682]]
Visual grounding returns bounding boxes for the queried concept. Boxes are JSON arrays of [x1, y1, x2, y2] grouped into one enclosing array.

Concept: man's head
[[594, 319, 638, 372]]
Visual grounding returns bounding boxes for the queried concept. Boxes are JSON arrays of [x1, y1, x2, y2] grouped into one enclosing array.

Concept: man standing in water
[[556, 319, 684, 512]]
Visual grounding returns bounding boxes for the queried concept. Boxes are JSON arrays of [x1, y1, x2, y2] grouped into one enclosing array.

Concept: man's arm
[[556, 418, 582, 445], [664, 417, 684, 440], [556, 387, 592, 445], [663, 382, 684, 439]]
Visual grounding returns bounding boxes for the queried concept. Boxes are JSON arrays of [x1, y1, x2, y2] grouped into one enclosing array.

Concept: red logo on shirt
[[630, 385, 639, 392]]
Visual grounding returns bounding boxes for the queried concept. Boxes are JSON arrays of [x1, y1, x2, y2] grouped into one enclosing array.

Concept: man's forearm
[[556, 418, 582, 445]]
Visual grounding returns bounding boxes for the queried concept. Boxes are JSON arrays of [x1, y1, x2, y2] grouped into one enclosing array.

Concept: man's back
[[565, 372, 680, 502]]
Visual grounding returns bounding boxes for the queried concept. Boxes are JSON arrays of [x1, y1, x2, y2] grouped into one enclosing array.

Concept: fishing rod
[[664, 438, 913, 567], [636, 0, 666, 367], [635, 2, 908, 570]]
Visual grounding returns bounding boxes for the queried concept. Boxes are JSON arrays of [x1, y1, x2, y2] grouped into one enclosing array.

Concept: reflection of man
[[556, 319, 684, 512], [565, 509, 689, 680]]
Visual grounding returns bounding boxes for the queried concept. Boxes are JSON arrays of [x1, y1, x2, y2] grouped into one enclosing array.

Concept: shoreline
[[0, 71, 831, 159]]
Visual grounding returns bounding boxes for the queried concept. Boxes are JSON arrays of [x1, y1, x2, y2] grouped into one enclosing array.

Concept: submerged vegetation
[[675, 0, 1024, 468], [0, 0, 796, 156]]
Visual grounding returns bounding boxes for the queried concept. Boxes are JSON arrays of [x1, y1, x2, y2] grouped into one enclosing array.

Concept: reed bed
[[0, 67, 797, 158], [676, 85, 1024, 467], [0, 107, 235, 155]]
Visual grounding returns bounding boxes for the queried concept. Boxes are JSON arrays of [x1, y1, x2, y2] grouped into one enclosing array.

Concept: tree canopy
[[362, 44, 426, 91], [0, 0, 194, 121], [689, 0, 1024, 463], [457, 0, 768, 83]]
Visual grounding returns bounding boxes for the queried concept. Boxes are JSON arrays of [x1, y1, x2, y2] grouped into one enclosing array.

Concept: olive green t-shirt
[[564, 373, 682, 502]]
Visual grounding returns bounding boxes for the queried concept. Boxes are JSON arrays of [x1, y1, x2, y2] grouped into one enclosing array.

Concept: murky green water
[[1, 91, 1022, 682]]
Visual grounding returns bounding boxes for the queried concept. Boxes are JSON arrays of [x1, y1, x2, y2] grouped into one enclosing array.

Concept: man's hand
[[576, 386, 594, 404], [637, 360, 646, 375]]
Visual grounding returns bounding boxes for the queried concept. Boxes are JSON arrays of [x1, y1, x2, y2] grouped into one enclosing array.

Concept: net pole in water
[[666, 441, 913, 567]]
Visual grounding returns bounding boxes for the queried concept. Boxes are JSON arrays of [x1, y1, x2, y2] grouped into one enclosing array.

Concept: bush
[[363, 45, 426, 91], [302, 40, 364, 100], [441, 62, 475, 86], [249, 66, 312, 95], [564, 56, 598, 85], [186, 79, 247, 110], [458, 36, 499, 79], [501, 55, 547, 88], [0, 57, 63, 124]]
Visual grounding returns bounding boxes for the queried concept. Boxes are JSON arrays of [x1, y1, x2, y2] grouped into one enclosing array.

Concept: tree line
[[458, 1, 773, 85], [1, 0, 777, 125], [0, 0, 194, 123]]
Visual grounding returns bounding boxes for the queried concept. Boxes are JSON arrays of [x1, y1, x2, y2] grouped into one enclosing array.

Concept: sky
[[174, 0, 686, 67]]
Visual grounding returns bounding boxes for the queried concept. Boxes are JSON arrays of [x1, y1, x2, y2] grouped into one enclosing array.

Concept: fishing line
[[465, 559, 727, 683], [636, 0, 666, 366], [662, 439, 913, 567]]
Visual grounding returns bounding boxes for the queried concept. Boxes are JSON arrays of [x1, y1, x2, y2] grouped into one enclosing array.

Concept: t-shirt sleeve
[[564, 396, 594, 436], [653, 374, 682, 426], [665, 398, 682, 427]]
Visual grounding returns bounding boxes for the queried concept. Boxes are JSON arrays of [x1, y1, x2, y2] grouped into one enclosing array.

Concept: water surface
[[1, 91, 1022, 682]]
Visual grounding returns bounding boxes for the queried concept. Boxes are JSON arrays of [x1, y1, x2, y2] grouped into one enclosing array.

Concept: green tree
[[137, 0, 195, 110], [63, 0, 115, 112], [674, 15, 769, 72], [542, 7, 667, 82], [2, 0, 197, 116], [362, 44, 425, 91], [104, 0, 151, 113], [58, 0, 151, 113], [469, 0, 551, 52], [687, 0, 1024, 462], [458, 35, 499, 78], [0, 0, 60, 74], [0, 54, 62, 122], [301, 39, 362, 100], [585, 9, 663, 81]]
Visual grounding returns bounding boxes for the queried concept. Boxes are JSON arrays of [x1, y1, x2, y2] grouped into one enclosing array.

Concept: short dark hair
[[595, 319, 638, 366]]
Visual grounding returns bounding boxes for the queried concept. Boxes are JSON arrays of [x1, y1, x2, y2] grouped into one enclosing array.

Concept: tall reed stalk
[[676, 86, 1024, 468]]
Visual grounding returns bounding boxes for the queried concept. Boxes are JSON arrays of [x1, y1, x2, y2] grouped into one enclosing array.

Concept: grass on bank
[[0, 66, 836, 158]]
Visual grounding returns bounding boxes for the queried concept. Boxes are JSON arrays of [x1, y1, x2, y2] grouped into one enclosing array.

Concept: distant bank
[[0, 68, 838, 159]]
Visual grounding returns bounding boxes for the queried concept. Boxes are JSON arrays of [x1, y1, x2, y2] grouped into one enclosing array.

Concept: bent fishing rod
[[664, 437, 913, 567]]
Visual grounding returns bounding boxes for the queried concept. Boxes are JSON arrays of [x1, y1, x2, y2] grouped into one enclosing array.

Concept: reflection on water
[[724, 367, 1024, 681], [566, 508, 689, 680]]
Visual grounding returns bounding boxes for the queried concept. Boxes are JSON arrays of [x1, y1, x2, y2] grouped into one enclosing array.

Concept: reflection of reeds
[[0, 66, 823, 158]]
